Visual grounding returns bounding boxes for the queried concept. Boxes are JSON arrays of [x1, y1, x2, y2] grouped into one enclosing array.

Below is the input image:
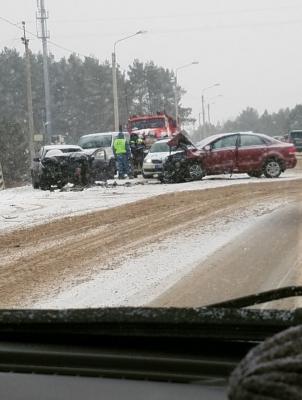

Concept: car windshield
[[150, 142, 177, 153], [1, 0, 302, 322], [290, 131, 302, 138], [78, 134, 112, 149], [131, 118, 165, 130]]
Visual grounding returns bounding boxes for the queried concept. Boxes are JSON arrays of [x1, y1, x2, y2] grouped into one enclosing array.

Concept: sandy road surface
[[151, 201, 302, 308], [0, 179, 301, 308]]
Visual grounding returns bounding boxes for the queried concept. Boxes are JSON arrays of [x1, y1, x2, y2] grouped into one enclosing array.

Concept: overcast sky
[[1, 0, 302, 126]]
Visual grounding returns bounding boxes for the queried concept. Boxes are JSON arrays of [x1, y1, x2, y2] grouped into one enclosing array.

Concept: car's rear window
[[240, 135, 265, 146]]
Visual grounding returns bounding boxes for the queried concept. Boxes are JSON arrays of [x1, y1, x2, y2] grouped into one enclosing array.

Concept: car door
[[204, 134, 239, 174], [236, 134, 268, 172]]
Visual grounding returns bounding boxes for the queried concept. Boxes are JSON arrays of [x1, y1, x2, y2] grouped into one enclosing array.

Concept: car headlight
[[145, 158, 152, 163], [94, 150, 106, 160]]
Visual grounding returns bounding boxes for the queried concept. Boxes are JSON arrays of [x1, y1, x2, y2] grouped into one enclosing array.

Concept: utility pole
[[36, 0, 52, 142], [112, 51, 119, 131], [0, 160, 5, 190], [174, 76, 179, 126], [201, 94, 206, 138], [207, 103, 211, 126], [21, 21, 35, 166], [201, 83, 220, 139]]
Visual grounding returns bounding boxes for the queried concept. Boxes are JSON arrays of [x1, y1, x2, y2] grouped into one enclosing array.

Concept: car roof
[[203, 131, 273, 140], [79, 132, 127, 139], [43, 145, 82, 150], [197, 131, 279, 148]]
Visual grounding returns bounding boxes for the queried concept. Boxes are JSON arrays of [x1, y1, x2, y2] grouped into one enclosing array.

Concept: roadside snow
[[0, 171, 300, 233], [37, 200, 287, 309]]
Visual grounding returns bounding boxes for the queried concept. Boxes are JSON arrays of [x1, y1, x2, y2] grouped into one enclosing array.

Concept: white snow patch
[[0, 172, 300, 233]]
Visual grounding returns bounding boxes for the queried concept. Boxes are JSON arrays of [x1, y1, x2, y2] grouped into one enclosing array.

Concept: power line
[[0, 15, 37, 39], [47, 39, 90, 58], [150, 18, 302, 36], [23, 3, 302, 24], [0, 14, 90, 58]]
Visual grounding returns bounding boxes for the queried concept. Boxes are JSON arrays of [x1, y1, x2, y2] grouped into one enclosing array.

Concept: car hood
[[145, 150, 181, 161], [167, 131, 196, 148]]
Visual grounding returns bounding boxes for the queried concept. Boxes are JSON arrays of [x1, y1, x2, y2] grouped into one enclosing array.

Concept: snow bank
[[0, 172, 300, 233]]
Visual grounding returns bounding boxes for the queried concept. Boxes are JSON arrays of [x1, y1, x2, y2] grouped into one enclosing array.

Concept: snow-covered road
[[0, 171, 301, 233], [1, 178, 301, 309]]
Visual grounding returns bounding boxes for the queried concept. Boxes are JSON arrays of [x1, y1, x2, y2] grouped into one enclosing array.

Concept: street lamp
[[174, 61, 199, 126], [112, 30, 147, 131], [207, 94, 223, 125], [201, 83, 220, 137]]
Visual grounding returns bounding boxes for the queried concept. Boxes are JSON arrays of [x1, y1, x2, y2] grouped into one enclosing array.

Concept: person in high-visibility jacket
[[113, 127, 131, 179]]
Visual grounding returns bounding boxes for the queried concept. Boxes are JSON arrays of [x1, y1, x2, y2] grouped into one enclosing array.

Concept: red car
[[162, 132, 297, 183]]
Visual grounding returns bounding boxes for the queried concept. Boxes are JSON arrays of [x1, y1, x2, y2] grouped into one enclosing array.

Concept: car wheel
[[263, 159, 282, 178], [40, 184, 50, 191], [32, 179, 40, 189], [57, 181, 66, 189], [188, 162, 204, 181], [162, 169, 183, 184], [247, 171, 262, 178]]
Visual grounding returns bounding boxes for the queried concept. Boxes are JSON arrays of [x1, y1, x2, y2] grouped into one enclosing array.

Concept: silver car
[[142, 139, 179, 179]]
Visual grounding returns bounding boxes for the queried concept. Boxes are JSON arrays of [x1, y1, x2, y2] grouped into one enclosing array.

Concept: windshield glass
[[131, 118, 165, 130], [1, 0, 302, 316], [149, 142, 177, 153], [290, 131, 302, 138], [78, 134, 112, 149]]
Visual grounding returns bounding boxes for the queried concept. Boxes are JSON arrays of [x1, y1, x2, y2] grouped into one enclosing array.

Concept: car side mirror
[[33, 157, 40, 162], [204, 145, 211, 151]]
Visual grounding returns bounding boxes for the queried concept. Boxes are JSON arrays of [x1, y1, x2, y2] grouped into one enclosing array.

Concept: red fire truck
[[128, 112, 178, 148]]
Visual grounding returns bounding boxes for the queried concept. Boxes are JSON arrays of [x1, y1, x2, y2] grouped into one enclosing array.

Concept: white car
[[142, 139, 180, 179], [78, 132, 131, 178], [78, 132, 130, 156]]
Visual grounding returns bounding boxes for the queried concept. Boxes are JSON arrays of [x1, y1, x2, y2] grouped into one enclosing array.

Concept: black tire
[[39, 178, 51, 191], [247, 171, 262, 178], [263, 159, 282, 178], [162, 169, 183, 184], [187, 162, 204, 181], [56, 181, 66, 189], [40, 184, 50, 191]]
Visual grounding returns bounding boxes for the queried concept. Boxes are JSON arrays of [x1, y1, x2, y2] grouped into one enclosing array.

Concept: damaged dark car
[[161, 132, 205, 183], [31, 145, 88, 190], [31, 145, 115, 190]]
